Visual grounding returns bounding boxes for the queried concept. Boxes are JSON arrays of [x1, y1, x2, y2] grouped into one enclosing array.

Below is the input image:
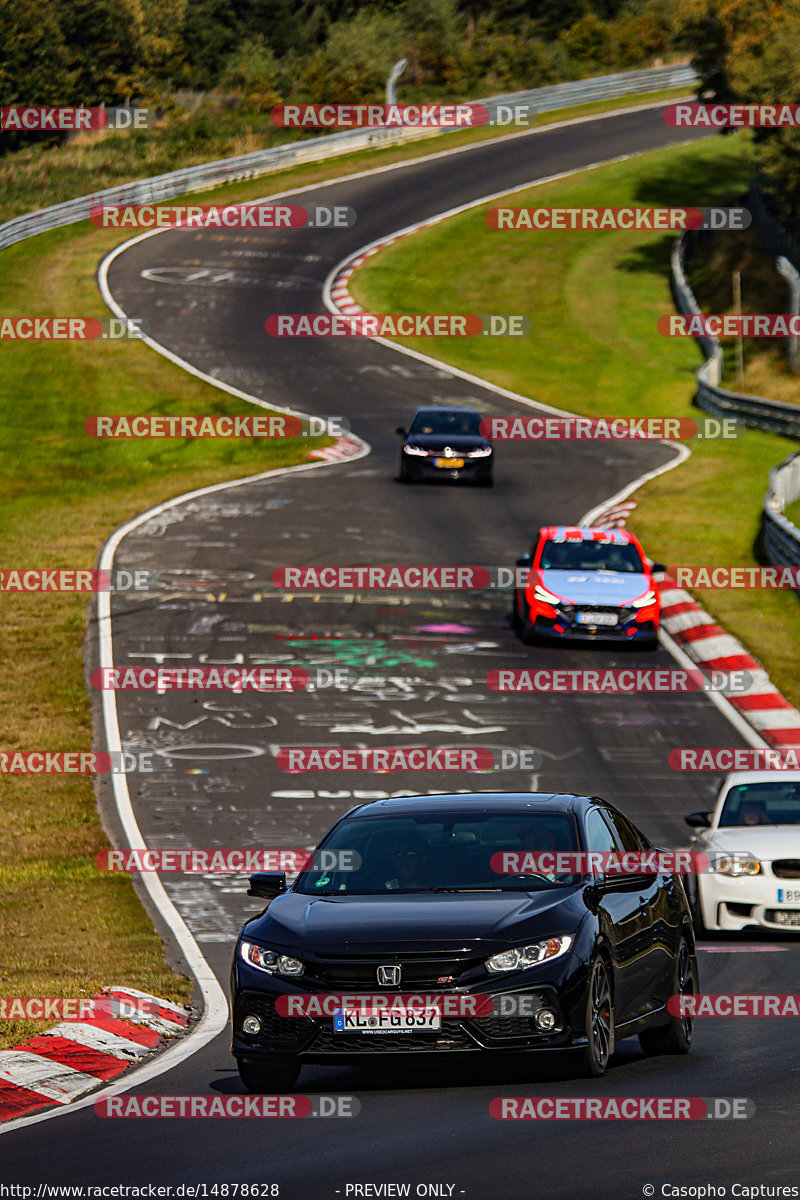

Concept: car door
[[585, 806, 649, 1024], [605, 809, 674, 1010]]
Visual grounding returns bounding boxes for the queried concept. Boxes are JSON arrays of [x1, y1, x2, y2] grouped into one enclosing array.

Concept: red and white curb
[[0, 988, 190, 1122], [332, 233, 800, 751], [655, 573, 800, 748], [309, 435, 366, 463], [329, 226, 437, 316], [590, 500, 638, 529]]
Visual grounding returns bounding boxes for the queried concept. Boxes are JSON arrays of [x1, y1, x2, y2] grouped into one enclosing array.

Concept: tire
[[688, 877, 709, 938], [512, 589, 537, 645], [237, 1057, 300, 1093], [581, 957, 615, 1077], [638, 939, 695, 1057]]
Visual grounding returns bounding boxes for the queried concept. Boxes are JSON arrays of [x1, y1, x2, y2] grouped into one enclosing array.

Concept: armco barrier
[[764, 452, 800, 571], [671, 232, 800, 439], [0, 64, 696, 251], [671, 230, 800, 573]]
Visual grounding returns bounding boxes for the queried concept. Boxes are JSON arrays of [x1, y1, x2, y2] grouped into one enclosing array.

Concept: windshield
[[409, 411, 482, 436], [295, 811, 581, 895], [718, 782, 800, 828], [539, 538, 645, 574]]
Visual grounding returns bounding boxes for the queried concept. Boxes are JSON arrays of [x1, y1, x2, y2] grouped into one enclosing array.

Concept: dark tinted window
[[607, 811, 649, 852], [410, 410, 482, 436], [719, 782, 800, 827], [585, 809, 621, 854], [295, 810, 580, 894], [539, 538, 644, 574]]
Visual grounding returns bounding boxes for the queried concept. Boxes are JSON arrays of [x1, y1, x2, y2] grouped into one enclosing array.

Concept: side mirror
[[247, 871, 286, 900], [651, 562, 667, 574], [396, 427, 408, 437], [684, 811, 712, 829], [516, 554, 532, 568]]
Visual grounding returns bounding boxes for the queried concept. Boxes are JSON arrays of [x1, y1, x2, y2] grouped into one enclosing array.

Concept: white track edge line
[[0, 103, 704, 1134]]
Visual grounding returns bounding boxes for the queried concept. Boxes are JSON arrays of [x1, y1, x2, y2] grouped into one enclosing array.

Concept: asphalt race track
[[4, 104, 800, 1196]]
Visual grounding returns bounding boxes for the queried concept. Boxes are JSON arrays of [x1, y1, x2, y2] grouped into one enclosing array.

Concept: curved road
[[4, 104, 800, 1197]]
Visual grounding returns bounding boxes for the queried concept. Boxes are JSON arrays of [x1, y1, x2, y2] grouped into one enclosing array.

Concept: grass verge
[[0, 218, 334, 1049], [0, 86, 691, 223], [686, 224, 800, 405], [349, 133, 800, 707], [0, 86, 713, 1053]]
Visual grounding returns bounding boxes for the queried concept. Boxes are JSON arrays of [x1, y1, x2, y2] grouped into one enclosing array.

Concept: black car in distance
[[397, 406, 493, 485], [231, 793, 698, 1091]]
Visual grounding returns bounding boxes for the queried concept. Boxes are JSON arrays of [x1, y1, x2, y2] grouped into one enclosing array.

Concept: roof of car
[[344, 792, 600, 819], [411, 406, 481, 417], [721, 770, 800, 786]]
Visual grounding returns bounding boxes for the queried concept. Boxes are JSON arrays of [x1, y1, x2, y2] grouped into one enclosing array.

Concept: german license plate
[[434, 457, 464, 469], [577, 611, 618, 626], [333, 1007, 441, 1034], [777, 888, 800, 903]]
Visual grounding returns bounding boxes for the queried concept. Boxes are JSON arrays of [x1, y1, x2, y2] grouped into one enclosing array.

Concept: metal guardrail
[[764, 452, 800, 570], [0, 64, 697, 251], [671, 231, 800, 571], [671, 233, 800, 439]]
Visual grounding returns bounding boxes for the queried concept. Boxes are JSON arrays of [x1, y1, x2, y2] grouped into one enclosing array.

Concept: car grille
[[306, 954, 474, 989], [473, 992, 555, 1039], [765, 909, 800, 926], [772, 860, 800, 879], [236, 992, 315, 1049], [309, 1022, 476, 1053]]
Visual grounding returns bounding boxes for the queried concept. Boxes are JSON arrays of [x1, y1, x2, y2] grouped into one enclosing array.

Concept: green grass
[[0, 217, 332, 1049], [785, 499, 800, 528], [0, 86, 711, 1050], [350, 133, 800, 706], [0, 86, 691, 224]]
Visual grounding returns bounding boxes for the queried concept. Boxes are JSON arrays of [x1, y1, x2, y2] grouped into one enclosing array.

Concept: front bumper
[[532, 609, 658, 642], [231, 955, 588, 1063], [698, 872, 800, 931], [401, 454, 492, 482]]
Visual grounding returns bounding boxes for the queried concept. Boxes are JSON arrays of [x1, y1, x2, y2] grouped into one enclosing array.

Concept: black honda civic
[[230, 793, 697, 1091], [396, 406, 493, 485]]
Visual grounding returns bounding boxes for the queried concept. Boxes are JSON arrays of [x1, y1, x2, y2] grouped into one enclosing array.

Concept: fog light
[[535, 1008, 557, 1032], [242, 1015, 261, 1036]]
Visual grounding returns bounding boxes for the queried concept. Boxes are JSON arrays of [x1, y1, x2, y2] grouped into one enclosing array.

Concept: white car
[[685, 770, 800, 933]]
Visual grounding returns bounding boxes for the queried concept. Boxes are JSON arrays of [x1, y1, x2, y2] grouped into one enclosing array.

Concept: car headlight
[[629, 590, 657, 609], [714, 857, 762, 877], [486, 935, 572, 973], [240, 941, 305, 975], [467, 446, 493, 457], [534, 584, 563, 605], [402, 444, 428, 456]]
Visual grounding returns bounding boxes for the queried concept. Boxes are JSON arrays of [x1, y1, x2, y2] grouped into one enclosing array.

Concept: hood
[[243, 888, 583, 954], [540, 569, 651, 606], [697, 825, 800, 858], [407, 433, 490, 452]]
